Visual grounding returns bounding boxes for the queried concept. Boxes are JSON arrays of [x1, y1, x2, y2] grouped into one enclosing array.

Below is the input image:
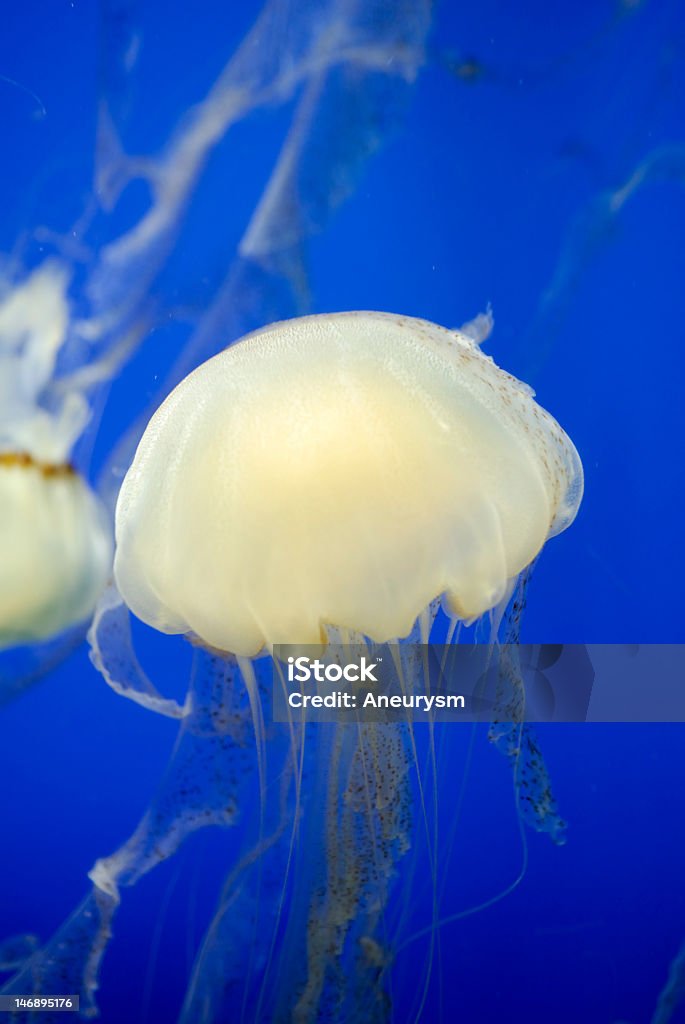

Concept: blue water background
[[0, 2, 684, 1021]]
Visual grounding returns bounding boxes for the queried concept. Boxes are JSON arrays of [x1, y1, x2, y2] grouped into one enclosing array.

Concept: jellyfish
[[87, 310, 581, 1020], [0, 263, 112, 653]]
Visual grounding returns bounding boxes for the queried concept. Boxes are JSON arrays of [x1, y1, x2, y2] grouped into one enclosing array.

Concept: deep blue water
[[0, 2, 684, 1022]]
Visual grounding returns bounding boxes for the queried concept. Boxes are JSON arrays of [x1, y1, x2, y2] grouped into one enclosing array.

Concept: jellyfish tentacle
[[88, 648, 255, 901], [383, 632, 441, 1024], [523, 143, 685, 379], [0, 933, 39, 972], [87, 0, 430, 340], [180, 782, 297, 1024], [3, 648, 261, 1017], [651, 939, 685, 1024], [87, 582, 188, 719], [276, 716, 411, 1023], [489, 570, 568, 846], [457, 304, 494, 347], [0, 888, 117, 1020]]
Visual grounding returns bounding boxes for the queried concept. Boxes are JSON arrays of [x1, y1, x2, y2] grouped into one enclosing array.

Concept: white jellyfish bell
[[114, 311, 583, 655], [0, 263, 112, 651]]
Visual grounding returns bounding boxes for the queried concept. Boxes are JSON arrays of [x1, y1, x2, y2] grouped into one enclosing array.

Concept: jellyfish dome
[[114, 312, 582, 655], [0, 456, 111, 649]]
